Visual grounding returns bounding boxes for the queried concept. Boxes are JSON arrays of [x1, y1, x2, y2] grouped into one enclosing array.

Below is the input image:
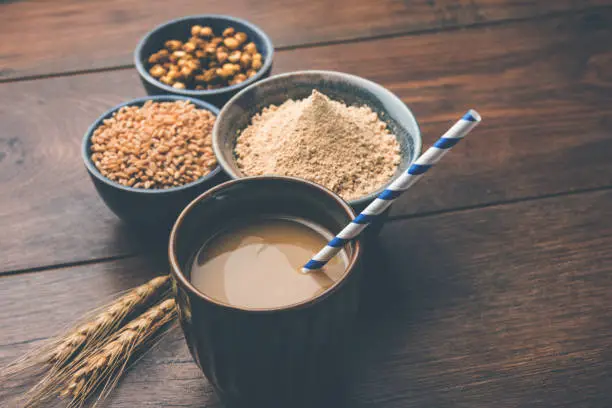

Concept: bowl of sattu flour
[[212, 70, 421, 212]]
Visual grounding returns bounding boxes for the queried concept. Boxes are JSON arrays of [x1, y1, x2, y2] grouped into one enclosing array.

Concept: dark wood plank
[[0, 257, 186, 407], [273, 9, 612, 217], [0, 258, 160, 350], [2, 189, 612, 407], [356, 191, 612, 407], [1, 0, 611, 80], [2, 10, 612, 272]]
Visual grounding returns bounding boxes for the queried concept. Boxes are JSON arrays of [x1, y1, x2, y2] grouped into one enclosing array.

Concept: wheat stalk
[[49, 275, 172, 367], [61, 299, 177, 408], [1, 275, 173, 407]]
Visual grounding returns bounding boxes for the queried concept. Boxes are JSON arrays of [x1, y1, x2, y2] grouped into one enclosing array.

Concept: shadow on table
[[109, 218, 472, 407], [358, 226, 470, 321], [338, 224, 471, 407], [112, 221, 173, 265]]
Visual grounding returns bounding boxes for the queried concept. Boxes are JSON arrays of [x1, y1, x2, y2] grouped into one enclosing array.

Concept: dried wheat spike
[[61, 299, 177, 408], [49, 275, 171, 367], [3, 275, 172, 408]]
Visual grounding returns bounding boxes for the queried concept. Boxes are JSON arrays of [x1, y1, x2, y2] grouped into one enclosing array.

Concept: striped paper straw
[[302, 109, 482, 273]]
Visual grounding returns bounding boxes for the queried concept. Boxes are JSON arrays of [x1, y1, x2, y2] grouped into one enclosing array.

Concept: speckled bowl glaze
[[134, 15, 274, 108], [212, 70, 422, 213], [82, 95, 224, 229]]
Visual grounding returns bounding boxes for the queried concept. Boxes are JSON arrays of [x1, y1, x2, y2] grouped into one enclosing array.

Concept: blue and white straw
[[302, 109, 482, 273]]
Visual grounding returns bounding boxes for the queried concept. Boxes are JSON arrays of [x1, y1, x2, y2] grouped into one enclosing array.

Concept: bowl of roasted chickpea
[[134, 15, 274, 107]]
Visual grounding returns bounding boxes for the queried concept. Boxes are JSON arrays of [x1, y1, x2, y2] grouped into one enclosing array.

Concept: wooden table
[[2, 1, 612, 406]]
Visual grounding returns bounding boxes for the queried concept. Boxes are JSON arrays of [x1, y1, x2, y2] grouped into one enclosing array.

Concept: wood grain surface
[[1, 10, 611, 273], [2, 2, 612, 406], [2, 189, 612, 407], [1, 0, 611, 80]]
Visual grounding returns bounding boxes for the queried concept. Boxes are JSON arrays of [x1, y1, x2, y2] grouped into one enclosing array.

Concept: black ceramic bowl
[[134, 15, 274, 108], [212, 70, 422, 213], [82, 95, 224, 228], [169, 176, 363, 407]]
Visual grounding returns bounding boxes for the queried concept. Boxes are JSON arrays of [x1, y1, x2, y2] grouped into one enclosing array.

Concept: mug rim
[[168, 175, 362, 314]]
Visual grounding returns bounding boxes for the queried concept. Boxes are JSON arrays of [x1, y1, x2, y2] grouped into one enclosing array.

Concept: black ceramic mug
[[169, 176, 363, 407]]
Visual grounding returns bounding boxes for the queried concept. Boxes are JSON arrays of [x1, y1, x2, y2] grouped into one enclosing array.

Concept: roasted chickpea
[[191, 25, 203, 37], [216, 51, 229, 64], [210, 37, 223, 46], [180, 66, 194, 78], [166, 67, 181, 80], [159, 75, 173, 85], [187, 59, 200, 70], [234, 73, 247, 83], [234, 32, 248, 44], [239, 52, 252, 69], [148, 51, 168, 64], [251, 58, 263, 70], [165, 40, 183, 51], [149, 64, 167, 78], [216, 66, 233, 78], [223, 37, 240, 50], [182, 42, 197, 53], [228, 50, 242, 63], [204, 44, 217, 55], [244, 42, 257, 55], [172, 50, 187, 59], [202, 69, 216, 82], [200, 26, 214, 37]]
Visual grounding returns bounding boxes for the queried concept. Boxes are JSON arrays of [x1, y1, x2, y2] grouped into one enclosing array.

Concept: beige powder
[[234, 90, 401, 201]]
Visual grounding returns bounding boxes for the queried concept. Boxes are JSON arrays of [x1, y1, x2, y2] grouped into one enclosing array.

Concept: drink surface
[[190, 217, 348, 309]]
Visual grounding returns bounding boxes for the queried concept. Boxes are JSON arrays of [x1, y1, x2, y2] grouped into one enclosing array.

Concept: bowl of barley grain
[[82, 95, 224, 227]]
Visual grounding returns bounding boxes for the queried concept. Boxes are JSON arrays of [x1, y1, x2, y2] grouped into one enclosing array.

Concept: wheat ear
[[1, 275, 172, 407], [60, 299, 177, 408], [49, 275, 172, 367]]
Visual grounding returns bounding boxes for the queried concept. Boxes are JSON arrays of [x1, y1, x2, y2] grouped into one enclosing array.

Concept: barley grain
[[91, 101, 216, 189]]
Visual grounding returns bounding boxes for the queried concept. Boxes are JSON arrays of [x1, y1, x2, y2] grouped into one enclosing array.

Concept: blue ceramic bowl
[[212, 70, 422, 213], [82, 95, 224, 228], [134, 15, 274, 108]]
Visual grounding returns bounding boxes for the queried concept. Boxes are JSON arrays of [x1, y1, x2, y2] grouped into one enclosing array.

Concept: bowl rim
[[82, 95, 222, 195], [212, 69, 423, 207], [168, 175, 362, 314], [133, 14, 275, 96]]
